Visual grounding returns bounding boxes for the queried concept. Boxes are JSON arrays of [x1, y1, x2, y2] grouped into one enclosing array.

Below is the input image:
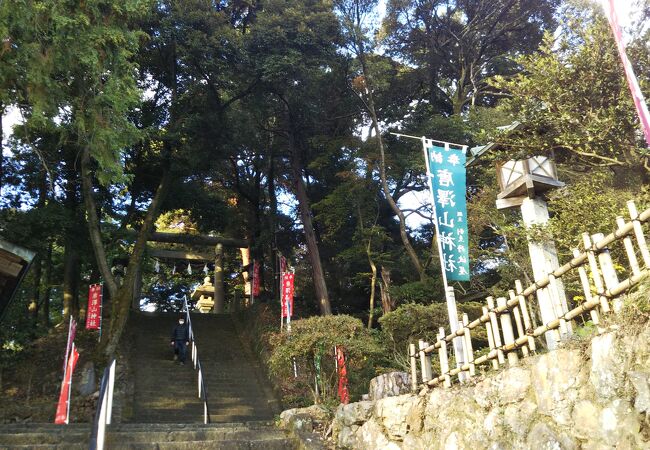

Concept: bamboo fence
[[409, 200, 650, 391]]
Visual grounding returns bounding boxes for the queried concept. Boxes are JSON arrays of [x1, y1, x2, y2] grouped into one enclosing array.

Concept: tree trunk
[[102, 169, 172, 357], [267, 141, 279, 303], [80, 147, 119, 299], [40, 242, 53, 327], [62, 239, 80, 319], [367, 242, 377, 328], [29, 255, 42, 323], [356, 43, 426, 281], [30, 169, 49, 322], [289, 135, 332, 315], [379, 266, 394, 314]]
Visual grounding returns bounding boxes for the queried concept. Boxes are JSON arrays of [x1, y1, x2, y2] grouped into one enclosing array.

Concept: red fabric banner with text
[[54, 345, 79, 424], [336, 346, 350, 404], [86, 284, 102, 330], [252, 261, 261, 297], [281, 273, 295, 318]]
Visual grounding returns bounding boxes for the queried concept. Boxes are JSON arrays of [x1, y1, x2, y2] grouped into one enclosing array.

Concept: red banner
[[55, 345, 79, 424], [279, 255, 287, 274], [335, 346, 350, 404], [252, 261, 261, 297], [86, 284, 102, 330], [281, 272, 295, 318]]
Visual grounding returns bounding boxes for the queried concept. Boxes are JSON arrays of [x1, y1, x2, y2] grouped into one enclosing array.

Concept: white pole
[[62, 317, 72, 383], [97, 389, 107, 450], [106, 359, 116, 425], [65, 343, 75, 424]]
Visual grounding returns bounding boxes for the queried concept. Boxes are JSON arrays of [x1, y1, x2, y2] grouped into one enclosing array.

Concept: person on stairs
[[170, 315, 190, 365]]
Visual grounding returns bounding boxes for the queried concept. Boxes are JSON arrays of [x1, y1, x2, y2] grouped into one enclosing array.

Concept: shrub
[[389, 279, 445, 305], [267, 314, 386, 407], [379, 302, 488, 359]]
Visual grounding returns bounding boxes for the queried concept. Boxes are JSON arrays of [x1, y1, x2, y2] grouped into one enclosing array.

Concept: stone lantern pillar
[[191, 276, 216, 313], [495, 154, 570, 349]]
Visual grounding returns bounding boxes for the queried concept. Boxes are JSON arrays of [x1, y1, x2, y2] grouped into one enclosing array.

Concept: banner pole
[[65, 343, 75, 424], [421, 138, 466, 381], [63, 316, 72, 379]]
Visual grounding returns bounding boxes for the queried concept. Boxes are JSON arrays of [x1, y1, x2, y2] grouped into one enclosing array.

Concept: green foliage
[[268, 314, 386, 405], [379, 302, 488, 360], [489, 10, 649, 172], [389, 279, 445, 305], [2, 0, 151, 185]]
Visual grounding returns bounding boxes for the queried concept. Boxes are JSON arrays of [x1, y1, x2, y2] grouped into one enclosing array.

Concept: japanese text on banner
[[252, 261, 261, 297], [427, 145, 470, 281], [86, 284, 102, 330], [281, 273, 295, 318]]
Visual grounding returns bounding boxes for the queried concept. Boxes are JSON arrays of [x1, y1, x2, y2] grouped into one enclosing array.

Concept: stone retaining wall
[[332, 323, 650, 449]]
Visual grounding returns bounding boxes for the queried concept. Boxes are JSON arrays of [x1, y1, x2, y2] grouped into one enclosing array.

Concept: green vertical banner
[[426, 144, 470, 281]]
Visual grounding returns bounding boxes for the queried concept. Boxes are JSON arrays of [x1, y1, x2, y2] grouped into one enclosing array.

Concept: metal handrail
[[183, 296, 210, 424], [89, 358, 116, 450]]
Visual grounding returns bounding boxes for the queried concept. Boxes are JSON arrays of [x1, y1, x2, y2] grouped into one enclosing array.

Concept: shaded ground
[[0, 322, 101, 424]]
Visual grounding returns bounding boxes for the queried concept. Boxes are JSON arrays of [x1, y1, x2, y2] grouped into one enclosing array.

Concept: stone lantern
[[495, 152, 570, 349], [191, 276, 215, 313], [495, 154, 564, 210]]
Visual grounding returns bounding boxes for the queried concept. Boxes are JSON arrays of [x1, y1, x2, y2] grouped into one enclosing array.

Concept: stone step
[[104, 428, 287, 443], [109, 422, 275, 432], [0, 432, 89, 446], [0, 444, 87, 450], [108, 437, 295, 450]]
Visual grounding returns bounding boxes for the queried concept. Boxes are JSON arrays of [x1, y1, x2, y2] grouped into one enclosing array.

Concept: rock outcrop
[[332, 323, 650, 449]]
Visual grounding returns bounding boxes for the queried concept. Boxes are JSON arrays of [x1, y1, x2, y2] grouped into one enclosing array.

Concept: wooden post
[[409, 343, 418, 391], [214, 243, 225, 314], [582, 233, 611, 314], [617, 216, 642, 277], [487, 297, 505, 365], [573, 249, 600, 326], [627, 200, 650, 268], [593, 233, 621, 313], [423, 341, 433, 382], [483, 306, 499, 369], [418, 340, 432, 383], [515, 280, 536, 352], [509, 289, 529, 357], [497, 297, 519, 366], [462, 313, 475, 376], [438, 329, 451, 388]]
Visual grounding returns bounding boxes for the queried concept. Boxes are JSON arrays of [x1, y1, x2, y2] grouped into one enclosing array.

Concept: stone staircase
[[0, 312, 295, 449], [128, 312, 204, 423], [128, 311, 280, 423], [190, 313, 281, 423], [0, 422, 295, 449]]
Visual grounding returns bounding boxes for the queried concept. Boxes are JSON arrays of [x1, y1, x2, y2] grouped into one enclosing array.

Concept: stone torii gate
[[134, 232, 249, 314]]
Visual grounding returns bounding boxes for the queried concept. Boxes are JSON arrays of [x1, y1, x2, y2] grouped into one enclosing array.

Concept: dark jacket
[[171, 322, 189, 342]]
